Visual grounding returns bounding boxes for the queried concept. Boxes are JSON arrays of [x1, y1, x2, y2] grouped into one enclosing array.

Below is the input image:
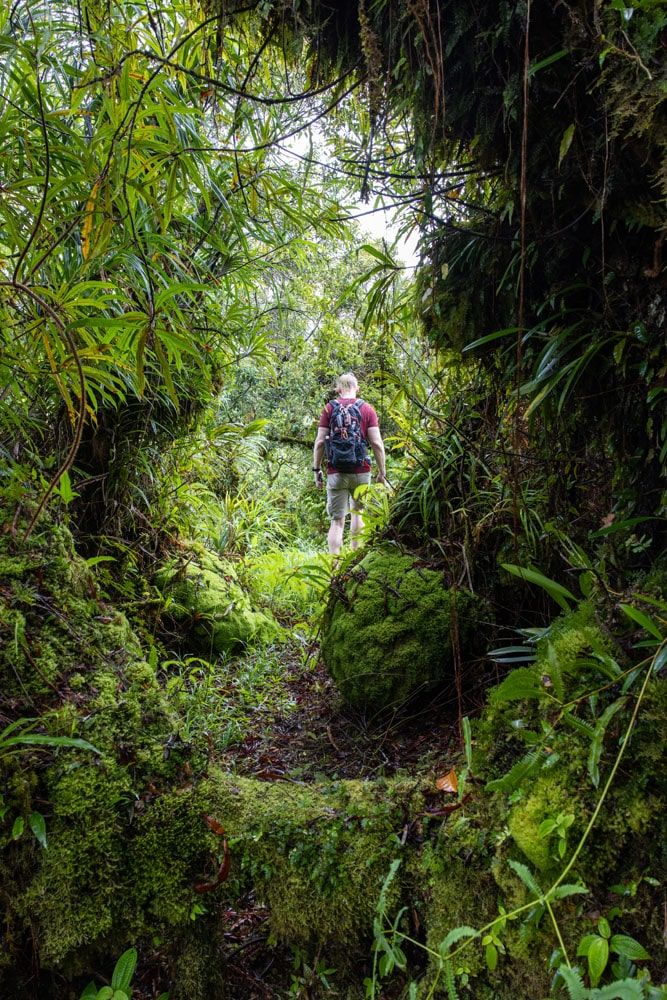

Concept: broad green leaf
[[588, 699, 625, 787], [587, 935, 609, 987], [551, 883, 589, 900], [633, 593, 667, 613], [28, 812, 47, 849], [462, 327, 519, 353], [78, 982, 97, 1000], [619, 604, 663, 641], [487, 646, 537, 664], [501, 564, 576, 611], [485, 942, 498, 971], [379, 951, 393, 977], [358, 244, 399, 267], [558, 124, 575, 167], [57, 470, 77, 504], [609, 934, 650, 960], [111, 947, 138, 991], [577, 934, 599, 957], [590, 517, 658, 538], [462, 716, 472, 771], [1, 734, 100, 754], [12, 816, 25, 839], [538, 818, 557, 838], [530, 48, 568, 75], [652, 645, 667, 674]]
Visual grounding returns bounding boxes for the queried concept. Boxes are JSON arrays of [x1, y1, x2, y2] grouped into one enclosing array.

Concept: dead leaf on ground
[[203, 814, 225, 836], [435, 768, 458, 793]]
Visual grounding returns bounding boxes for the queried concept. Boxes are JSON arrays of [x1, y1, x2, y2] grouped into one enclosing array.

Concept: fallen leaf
[[601, 513, 615, 528], [435, 768, 458, 793], [424, 793, 472, 817], [217, 846, 231, 884], [194, 838, 231, 893], [203, 814, 225, 837], [193, 879, 217, 894]]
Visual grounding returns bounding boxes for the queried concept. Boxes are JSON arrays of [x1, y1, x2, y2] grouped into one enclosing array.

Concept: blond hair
[[336, 371, 359, 395]]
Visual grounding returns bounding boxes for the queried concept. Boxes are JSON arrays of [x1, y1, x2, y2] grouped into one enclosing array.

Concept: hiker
[[312, 372, 387, 555]]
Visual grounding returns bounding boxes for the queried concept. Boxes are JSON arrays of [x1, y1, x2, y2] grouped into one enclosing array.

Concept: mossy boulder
[[155, 545, 281, 655], [321, 547, 485, 711], [2, 525, 665, 1000]]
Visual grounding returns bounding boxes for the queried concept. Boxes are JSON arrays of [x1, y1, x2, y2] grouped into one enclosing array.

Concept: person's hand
[[314, 470, 324, 489], [375, 471, 389, 487]]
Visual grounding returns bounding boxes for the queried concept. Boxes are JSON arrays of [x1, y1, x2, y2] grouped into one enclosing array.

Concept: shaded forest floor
[[214, 640, 473, 783], [119, 634, 474, 1000]]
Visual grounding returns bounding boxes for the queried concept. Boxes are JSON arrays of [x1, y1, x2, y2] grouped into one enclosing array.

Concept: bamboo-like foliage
[[0, 0, 352, 531]]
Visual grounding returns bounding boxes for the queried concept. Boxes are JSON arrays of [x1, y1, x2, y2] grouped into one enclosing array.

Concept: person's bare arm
[[367, 426, 387, 482], [313, 426, 327, 486]]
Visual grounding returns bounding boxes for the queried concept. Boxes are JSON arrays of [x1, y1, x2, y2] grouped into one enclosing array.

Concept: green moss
[[416, 840, 496, 979], [132, 771, 423, 947], [321, 547, 485, 711], [537, 601, 611, 672], [2, 525, 664, 999], [22, 765, 131, 963], [506, 773, 572, 871], [155, 545, 281, 655]]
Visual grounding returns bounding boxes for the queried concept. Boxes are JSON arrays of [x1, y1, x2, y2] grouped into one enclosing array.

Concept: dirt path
[[215, 642, 468, 783]]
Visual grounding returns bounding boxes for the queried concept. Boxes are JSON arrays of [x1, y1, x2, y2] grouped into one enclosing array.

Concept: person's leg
[[349, 511, 363, 549], [326, 474, 349, 554], [349, 473, 371, 551], [328, 516, 345, 554]]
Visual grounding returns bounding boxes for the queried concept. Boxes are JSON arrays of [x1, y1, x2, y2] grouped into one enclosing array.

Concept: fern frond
[[590, 978, 645, 999], [444, 959, 459, 1000], [485, 748, 549, 794], [558, 964, 590, 1000]]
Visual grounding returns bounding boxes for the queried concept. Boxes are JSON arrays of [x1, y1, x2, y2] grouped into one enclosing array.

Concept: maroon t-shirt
[[319, 397, 379, 473]]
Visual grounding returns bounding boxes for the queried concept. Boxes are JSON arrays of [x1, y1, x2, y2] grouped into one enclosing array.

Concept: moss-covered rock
[[2, 526, 665, 1000], [320, 547, 485, 711], [155, 545, 281, 655]]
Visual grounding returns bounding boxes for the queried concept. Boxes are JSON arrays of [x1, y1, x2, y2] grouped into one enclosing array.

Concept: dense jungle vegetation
[[0, 0, 665, 997]]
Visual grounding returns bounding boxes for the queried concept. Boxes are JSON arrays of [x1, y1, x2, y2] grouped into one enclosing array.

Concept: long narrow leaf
[[501, 564, 576, 611]]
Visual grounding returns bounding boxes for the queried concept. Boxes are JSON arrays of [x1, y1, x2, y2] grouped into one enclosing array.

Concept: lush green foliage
[[0, 0, 355, 536], [1, 0, 665, 998]]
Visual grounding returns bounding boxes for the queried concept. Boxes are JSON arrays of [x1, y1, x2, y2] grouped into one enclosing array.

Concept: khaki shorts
[[326, 472, 372, 520]]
